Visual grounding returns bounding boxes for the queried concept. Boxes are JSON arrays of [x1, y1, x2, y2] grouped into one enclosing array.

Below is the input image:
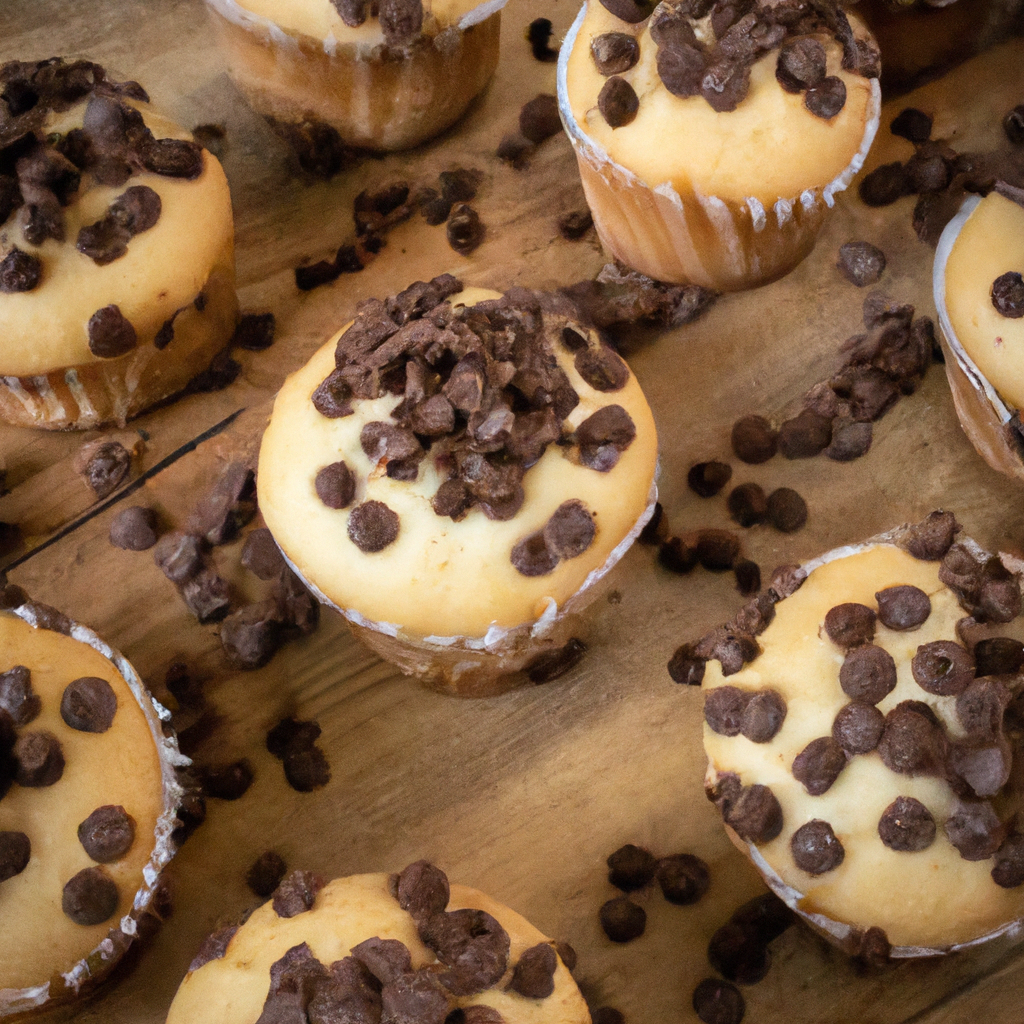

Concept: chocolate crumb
[[692, 979, 744, 1024], [61, 676, 117, 733], [272, 869, 324, 918], [688, 461, 732, 498], [519, 94, 561, 143], [731, 415, 777, 464], [707, 922, 771, 985], [839, 644, 897, 703], [284, 746, 331, 792], [878, 796, 935, 851], [0, 831, 30, 883], [766, 488, 807, 533], [14, 731, 64, 787], [791, 737, 847, 795], [109, 505, 158, 550], [890, 108, 932, 143], [598, 77, 640, 129], [509, 943, 557, 999], [447, 204, 484, 255], [668, 644, 705, 686], [526, 638, 587, 684], [837, 241, 886, 286], [232, 312, 276, 351], [826, 603, 877, 648], [558, 210, 593, 240], [832, 701, 885, 754], [607, 844, 656, 891], [187, 463, 256, 546], [78, 805, 135, 862], [527, 18, 559, 62], [599, 896, 646, 942], [791, 819, 844, 875], [655, 853, 709, 905], [87, 304, 137, 358], [62, 866, 118, 926], [201, 760, 253, 800]]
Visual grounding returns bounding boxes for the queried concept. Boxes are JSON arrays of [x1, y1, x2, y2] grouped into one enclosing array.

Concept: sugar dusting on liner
[[0, 605, 188, 1017], [708, 522, 1024, 958]]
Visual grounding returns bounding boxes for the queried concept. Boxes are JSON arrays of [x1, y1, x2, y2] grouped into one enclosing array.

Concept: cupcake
[[0, 57, 237, 430], [257, 275, 659, 696], [556, 0, 882, 291], [168, 862, 590, 1024], [690, 511, 1024, 957], [0, 595, 187, 1015], [204, 0, 508, 153], [934, 184, 1024, 482]]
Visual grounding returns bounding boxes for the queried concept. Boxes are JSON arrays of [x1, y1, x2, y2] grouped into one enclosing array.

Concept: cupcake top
[[257, 278, 658, 639], [562, 0, 879, 204], [168, 864, 590, 1024], [701, 523, 1024, 952], [0, 58, 232, 378], [941, 186, 1024, 411], [0, 600, 182, 1012]]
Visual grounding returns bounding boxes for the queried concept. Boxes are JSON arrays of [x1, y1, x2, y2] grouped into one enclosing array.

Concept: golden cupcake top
[[0, 58, 233, 378], [169, 864, 589, 1024], [562, 0, 879, 204], [258, 279, 658, 639]]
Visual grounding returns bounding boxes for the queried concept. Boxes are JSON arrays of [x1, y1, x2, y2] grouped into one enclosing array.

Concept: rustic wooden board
[[3, 1, 1024, 1022]]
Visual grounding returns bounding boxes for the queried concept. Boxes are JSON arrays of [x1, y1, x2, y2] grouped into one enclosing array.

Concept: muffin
[[556, 0, 882, 291], [0, 58, 237, 429], [691, 511, 1024, 957], [205, 0, 508, 153], [167, 862, 590, 1024], [257, 275, 659, 696], [935, 185, 1024, 482], [0, 596, 187, 1015]]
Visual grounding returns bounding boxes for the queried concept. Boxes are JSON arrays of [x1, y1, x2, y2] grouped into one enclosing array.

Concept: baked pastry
[[0, 58, 237, 429], [167, 862, 590, 1023], [205, 0, 508, 153], [693, 512, 1024, 957], [257, 276, 658, 696], [556, 0, 882, 291], [935, 184, 1024, 482], [0, 596, 186, 1015]]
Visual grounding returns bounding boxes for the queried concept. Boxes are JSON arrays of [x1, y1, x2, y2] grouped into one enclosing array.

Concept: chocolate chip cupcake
[[168, 863, 589, 1024], [0, 596, 186, 1015], [0, 58, 237, 429], [205, 0, 507, 153], [690, 512, 1024, 956], [257, 276, 659, 696], [556, 0, 882, 291], [934, 184, 1024, 482]]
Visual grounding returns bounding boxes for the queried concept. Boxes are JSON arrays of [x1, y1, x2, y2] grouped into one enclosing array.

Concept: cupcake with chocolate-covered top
[[257, 276, 658, 696], [0, 58, 237, 429], [557, 0, 882, 291]]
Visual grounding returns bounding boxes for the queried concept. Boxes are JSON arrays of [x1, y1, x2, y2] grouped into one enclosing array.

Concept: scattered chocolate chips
[[825, 419, 872, 462], [201, 759, 253, 800], [692, 978, 744, 1024], [0, 247, 41, 293], [14, 731, 64, 787], [957, 678, 1011, 740], [877, 701, 946, 776], [659, 536, 697, 574], [837, 241, 886, 286], [733, 558, 760, 596], [393, 860, 450, 920], [519, 94, 561, 144], [607, 844, 656, 891], [791, 819, 844, 875], [267, 717, 321, 760], [775, 38, 825, 93], [527, 17, 558, 62], [598, 77, 640, 129], [875, 585, 930, 630], [78, 805, 134, 862], [858, 162, 910, 207], [890, 108, 932, 144], [87, 304, 137, 358], [187, 462, 256, 546], [878, 796, 935, 852], [731, 415, 777, 464], [912, 640, 974, 696], [447, 204, 484, 255], [420, 907, 510, 995], [839, 644, 896, 704], [592, 33, 641, 76], [657, 42, 706, 99], [945, 801, 1006, 861], [727, 483, 767, 528], [688, 461, 732, 498], [219, 601, 282, 670], [272, 869, 324, 918], [765, 488, 807, 533], [0, 666, 39, 726], [496, 132, 534, 169], [509, 942, 557, 999], [62, 866, 118, 925], [825, 603, 876, 648], [707, 921, 771, 985], [61, 676, 117, 733], [347, 500, 399, 553], [526, 638, 587, 683], [575, 344, 629, 392], [904, 510, 958, 561], [992, 272, 1024, 318], [791, 737, 846, 795], [832, 700, 885, 754], [599, 896, 646, 942], [232, 312, 276, 351], [723, 784, 783, 844], [108, 505, 158, 550], [76, 439, 131, 499], [740, 689, 786, 743], [0, 831, 30, 883], [351, 936, 412, 985], [655, 853, 709, 905], [247, 850, 287, 898]]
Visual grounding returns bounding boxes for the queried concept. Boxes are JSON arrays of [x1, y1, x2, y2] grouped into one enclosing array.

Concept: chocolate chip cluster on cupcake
[[0, 58, 237, 428], [205, 0, 508, 155], [0, 596, 186, 1016], [257, 276, 658, 696], [689, 512, 1024, 956], [557, 0, 882, 290], [167, 862, 590, 1024], [934, 183, 1024, 482]]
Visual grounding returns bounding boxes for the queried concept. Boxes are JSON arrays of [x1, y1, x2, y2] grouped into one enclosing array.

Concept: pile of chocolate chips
[[0, 659, 136, 928], [589, 0, 878, 129], [0, 59, 206, 357], [310, 276, 640, 574]]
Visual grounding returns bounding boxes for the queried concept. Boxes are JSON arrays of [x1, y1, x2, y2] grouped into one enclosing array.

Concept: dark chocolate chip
[[765, 488, 807, 533], [109, 184, 161, 234], [140, 138, 204, 179], [607, 844, 656, 891], [189, 924, 238, 972], [509, 943, 557, 998], [0, 247, 41, 293], [347, 500, 399, 553], [108, 505, 158, 550], [447, 204, 484, 256], [598, 77, 640, 129], [804, 75, 846, 119], [734, 558, 760, 596], [232, 312, 276, 351], [575, 345, 629, 392], [62, 866, 119, 925], [659, 536, 697, 574], [188, 463, 257, 546], [948, 737, 1011, 798], [731, 415, 777, 464], [241, 528, 285, 581], [858, 162, 910, 207], [657, 42, 706, 99], [975, 637, 1024, 677], [526, 638, 587, 683], [78, 439, 130, 498], [351, 936, 413, 985], [87, 304, 137, 358], [832, 701, 885, 754], [727, 483, 767, 528], [0, 666, 39, 726], [668, 644, 706, 686], [61, 676, 117, 733], [394, 860, 450, 920], [707, 922, 771, 985], [558, 210, 593, 240], [219, 601, 282, 670], [597, 0, 653, 22], [878, 700, 946, 776], [696, 529, 740, 572], [496, 132, 535, 169], [700, 58, 751, 113], [655, 853, 709, 905], [723, 784, 783, 844], [314, 461, 356, 511], [519, 94, 561, 143], [26, 601, 73, 635], [153, 531, 203, 583], [912, 640, 973, 696], [825, 603, 877, 649], [591, 33, 641, 76], [510, 531, 558, 577], [945, 801, 1006, 861], [379, 0, 423, 44], [692, 979, 744, 1024], [825, 418, 873, 462], [905, 511, 958, 561], [878, 796, 935, 851], [704, 685, 751, 736], [543, 500, 595, 560], [875, 585, 930, 630], [791, 737, 847, 796], [890, 107, 932, 143], [992, 272, 1024, 318], [599, 896, 646, 942], [688, 461, 732, 498], [0, 831, 30, 883], [267, 718, 322, 759], [740, 689, 786, 743], [78, 805, 134, 862], [311, 369, 354, 418], [1004, 105, 1024, 145], [201, 759, 253, 800], [379, 969, 447, 1023], [777, 408, 832, 458], [993, 833, 1024, 888], [272, 869, 324, 918], [791, 819, 844, 875], [839, 644, 896, 704], [14, 731, 64, 787], [420, 907, 510, 995], [956, 678, 1011, 741], [247, 850, 287, 898], [837, 241, 886, 287], [296, 258, 342, 291], [284, 746, 331, 792], [527, 17, 559, 62], [776, 38, 826, 92], [730, 892, 794, 944]]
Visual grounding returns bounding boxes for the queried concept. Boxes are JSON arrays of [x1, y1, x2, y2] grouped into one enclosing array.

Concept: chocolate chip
[[311, 461, 356, 511], [420, 908, 510, 995], [539, 500, 594, 561], [791, 820, 844, 875], [905, 148, 951, 194], [948, 737, 1011, 798], [775, 38, 826, 92], [25, 601, 73, 635], [526, 638, 587, 683], [731, 415, 777, 464], [945, 801, 1005, 861], [296, 258, 342, 291], [1004, 105, 1024, 145], [655, 853, 709, 905], [510, 530, 558, 577], [140, 137, 204, 179], [765, 488, 807, 533], [201, 759, 253, 800], [704, 685, 751, 736], [0, 247, 41, 293], [232, 312, 276, 351], [0, 831, 30, 883], [61, 676, 117, 733], [575, 345, 629, 392], [792, 737, 846, 795], [875, 585, 930, 631], [379, 0, 423, 44], [839, 644, 896, 704], [957, 678, 1011, 741], [558, 210, 593, 240], [496, 132, 534, 168], [878, 796, 935, 851], [219, 601, 282, 669], [825, 603, 877, 648], [447, 203, 484, 255], [351, 936, 412, 985], [599, 896, 646, 942], [832, 701, 885, 754], [701, 58, 752, 113], [889, 107, 932, 143], [668, 644, 706, 686], [284, 746, 331, 792], [509, 942, 557, 998], [638, 503, 665, 545], [734, 558, 760, 596], [109, 505, 158, 550], [153, 531, 203, 583], [740, 689, 786, 743], [975, 637, 1024, 677], [591, 32, 640, 75], [659, 536, 697, 574], [247, 850, 287, 897], [657, 42, 706, 99], [777, 408, 832, 458], [62, 866, 118, 925], [239, 528, 284, 581], [273, 869, 324, 918], [597, 0, 653, 22], [692, 979, 744, 1024], [707, 922, 771, 985], [607, 844, 656, 891], [696, 529, 740, 572], [180, 569, 231, 623], [688, 461, 732, 498], [905, 510, 958, 561], [267, 718, 322, 759], [78, 805, 134, 862], [858, 162, 910, 207], [527, 17, 558, 61], [726, 483, 767, 528], [992, 272, 1024, 318], [519, 94, 561, 143], [394, 860, 450, 920], [878, 700, 946, 775], [723, 784, 783, 844], [912, 640, 973, 696], [730, 892, 794, 944], [188, 463, 257, 546], [189, 924, 238, 971], [804, 75, 846, 119], [347, 500, 399, 553], [77, 439, 131, 498], [598, 77, 639, 129], [14, 731, 64, 787], [993, 833, 1024, 888], [0, 666, 39, 726], [87, 304, 137, 358], [311, 369, 354, 418], [837, 241, 886, 287], [825, 418, 873, 461]]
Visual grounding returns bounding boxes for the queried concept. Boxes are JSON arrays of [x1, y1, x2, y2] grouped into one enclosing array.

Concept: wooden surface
[[3, 2, 1024, 1022]]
